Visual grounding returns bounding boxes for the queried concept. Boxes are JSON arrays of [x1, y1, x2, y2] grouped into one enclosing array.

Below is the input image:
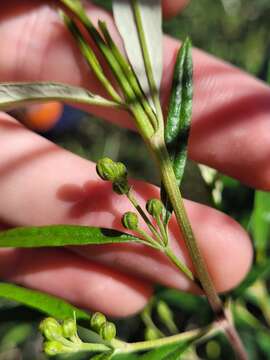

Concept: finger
[[0, 248, 152, 318], [0, 2, 269, 189], [0, 113, 253, 293], [162, 0, 190, 19]]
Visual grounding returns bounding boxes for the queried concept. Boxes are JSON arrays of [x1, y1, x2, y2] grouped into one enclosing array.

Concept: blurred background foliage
[[1, 0, 270, 359]]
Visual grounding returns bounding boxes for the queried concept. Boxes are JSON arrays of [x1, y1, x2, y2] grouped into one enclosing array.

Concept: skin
[[0, 0, 269, 317]]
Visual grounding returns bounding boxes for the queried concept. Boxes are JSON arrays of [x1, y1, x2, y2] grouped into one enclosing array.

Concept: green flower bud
[[43, 341, 71, 356], [99, 322, 116, 341], [62, 318, 77, 339], [146, 199, 164, 217], [96, 158, 127, 183], [90, 312, 107, 332], [121, 212, 138, 230], [39, 318, 63, 341], [145, 328, 159, 341], [157, 301, 177, 333]]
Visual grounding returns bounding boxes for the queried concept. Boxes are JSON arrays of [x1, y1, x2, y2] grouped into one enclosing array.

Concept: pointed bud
[[43, 341, 71, 356], [62, 318, 77, 339], [146, 199, 164, 217], [99, 322, 116, 341], [90, 312, 107, 333], [122, 212, 139, 230], [39, 318, 63, 341]]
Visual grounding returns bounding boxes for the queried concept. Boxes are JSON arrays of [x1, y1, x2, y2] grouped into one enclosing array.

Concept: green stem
[[165, 247, 194, 281], [62, 13, 122, 104], [152, 136, 222, 314], [156, 215, 169, 246], [131, 0, 164, 131], [127, 191, 164, 245], [112, 322, 218, 354], [98, 20, 158, 130], [79, 342, 111, 353]]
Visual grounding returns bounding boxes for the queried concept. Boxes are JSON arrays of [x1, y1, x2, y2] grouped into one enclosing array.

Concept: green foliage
[[0, 283, 90, 320], [161, 38, 193, 224], [0, 225, 143, 248]]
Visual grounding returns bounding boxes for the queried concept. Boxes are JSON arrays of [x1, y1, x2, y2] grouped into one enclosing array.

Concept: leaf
[[0, 82, 119, 111], [0, 225, 148, 248], [113, 0, 163, 105], [161, 38, 193, 223], [251, 191, 270, 262], [0, 282, 89, 320], [139, 342, 189, 360]]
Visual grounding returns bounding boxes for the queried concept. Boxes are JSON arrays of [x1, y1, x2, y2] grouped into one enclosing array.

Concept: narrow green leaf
[[161, 38, 193, 223], [251, 191, 270, 262], [0, 283, 89, 320], [113, 0, 163, 108], [62, 13, 122, 104], [0, 82, 119, 111], [0, 225, 146, 248], [140, 342, 189, 360]]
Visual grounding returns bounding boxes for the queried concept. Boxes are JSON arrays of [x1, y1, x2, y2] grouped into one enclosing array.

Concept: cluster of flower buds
[[90, 312, 117, 341], [39, 317, 80, 356], [96, 158, 130, 195]]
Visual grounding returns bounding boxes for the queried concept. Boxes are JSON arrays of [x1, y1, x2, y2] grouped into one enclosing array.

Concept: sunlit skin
[[0, 0, 269, 317]]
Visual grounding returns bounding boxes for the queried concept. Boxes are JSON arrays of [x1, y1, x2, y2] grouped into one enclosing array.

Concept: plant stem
[[112, 322, 218, 354], [131, 0, 164, 131], [150, 136, 248, 360], [165, 247, 194, 281], [127, 191, 164, 245]]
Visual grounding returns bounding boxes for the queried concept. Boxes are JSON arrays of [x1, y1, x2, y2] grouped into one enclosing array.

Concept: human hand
[[0, 0, 268, 318]]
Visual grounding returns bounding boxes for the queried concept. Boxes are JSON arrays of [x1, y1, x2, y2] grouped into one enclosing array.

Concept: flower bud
[[62, 318, 77, 339], [43, 341, 70, 356], [146, 199, 164, 217], [121, 212, 138, 230], [157, 300, 177, 333], [145, 327, 159, 341], [99, 322, 116, 341], [90, 312, 107, 333], [96, 158, 127, 183], [39, 318, 63, 341]]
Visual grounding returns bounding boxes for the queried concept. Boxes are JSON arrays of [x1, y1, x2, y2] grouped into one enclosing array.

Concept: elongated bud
[[157, 300, 177, 333], [43, 341, 71, 356], [62, 318, 77, 339], [90, 312, 107, 332], [39, 318, 63, 341], [122, 212, 138, 230], [146, 199, 164, 217], [145, 327, 159, 341], [99, 322, 116, 341], [96, 158, 127, 182]]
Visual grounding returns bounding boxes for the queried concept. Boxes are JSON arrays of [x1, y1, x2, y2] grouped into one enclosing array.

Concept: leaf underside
[[0, 82, 116, 111]]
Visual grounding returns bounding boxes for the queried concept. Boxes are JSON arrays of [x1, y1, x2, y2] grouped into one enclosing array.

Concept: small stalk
[[131, 0, 164, 130], [127, 191, 164, 245], [165, 247, 194, 281], [111, 322, 219, 354], [98, 20, 158, 130]]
